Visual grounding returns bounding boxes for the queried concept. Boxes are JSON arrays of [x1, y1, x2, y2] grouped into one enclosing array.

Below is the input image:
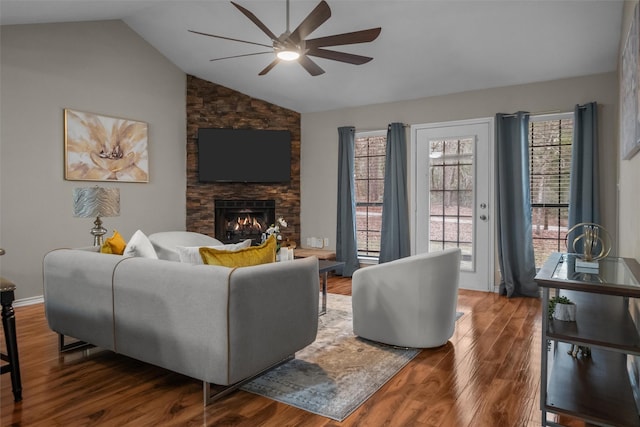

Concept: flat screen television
[[198, 128, 291, 183]]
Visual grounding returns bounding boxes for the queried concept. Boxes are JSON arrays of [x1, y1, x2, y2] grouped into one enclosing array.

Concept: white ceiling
[[0, 0, 624, 113]]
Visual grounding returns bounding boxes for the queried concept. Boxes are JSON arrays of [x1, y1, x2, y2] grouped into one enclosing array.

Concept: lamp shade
[[73, 187, 120, 218]]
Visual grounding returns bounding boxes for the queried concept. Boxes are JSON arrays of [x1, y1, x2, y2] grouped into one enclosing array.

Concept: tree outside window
[[529, 114, 573, 268], [354, 132, 386, 258]]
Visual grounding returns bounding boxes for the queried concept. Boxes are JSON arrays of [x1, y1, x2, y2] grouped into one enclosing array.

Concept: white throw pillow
[[177, 239, 253, 264], [123, 230, 158, 259], [148, 231, 223, 261]]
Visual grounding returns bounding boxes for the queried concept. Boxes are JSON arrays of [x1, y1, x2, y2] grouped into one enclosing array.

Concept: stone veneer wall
[[186, 75, 301, 246]]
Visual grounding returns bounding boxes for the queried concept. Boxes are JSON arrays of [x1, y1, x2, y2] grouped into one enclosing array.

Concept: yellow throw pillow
[[199, 235, 276, 267], [100, 230, 127, 255]]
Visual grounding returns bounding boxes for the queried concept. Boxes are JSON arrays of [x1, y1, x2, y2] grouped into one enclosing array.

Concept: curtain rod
[[355, 107, 587, 127], [499, 107, 587, 118], [355, 123, 410, 132]]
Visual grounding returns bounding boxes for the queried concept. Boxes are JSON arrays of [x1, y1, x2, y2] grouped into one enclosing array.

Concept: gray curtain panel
[[568, 102, 600, 252], [379, 122, 410, 263], [336, 126, 360, 276], [495, 112, 538, 298]]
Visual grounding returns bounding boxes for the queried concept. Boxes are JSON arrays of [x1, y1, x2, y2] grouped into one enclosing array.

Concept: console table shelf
[[536, 252, 640, 427], [547, 290, 640, 354], [546, 343, 640, 427]]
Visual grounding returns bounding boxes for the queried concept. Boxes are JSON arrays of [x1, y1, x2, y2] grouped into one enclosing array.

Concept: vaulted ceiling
[[0, 0, 624, 113]]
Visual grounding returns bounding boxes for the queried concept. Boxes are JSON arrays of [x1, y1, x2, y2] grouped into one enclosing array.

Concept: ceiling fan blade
[[289, 0, 331, 44], [299, 55, 325, 76], [231, 1, 278, 41], [210, 52, 273, 62], [306, 48, 373, 65], [189, 30, 273, 49], [305, 27, 382, 48], [259, 58, 280, 76]]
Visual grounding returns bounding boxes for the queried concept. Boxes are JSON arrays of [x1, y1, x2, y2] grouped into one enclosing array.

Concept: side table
[[1, 276, 22, 402], [294, 248, 336, 260], [318, 260, 344, 316]]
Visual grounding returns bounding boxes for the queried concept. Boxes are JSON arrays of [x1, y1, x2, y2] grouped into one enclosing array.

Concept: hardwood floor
[[0, 277, 577, 426]]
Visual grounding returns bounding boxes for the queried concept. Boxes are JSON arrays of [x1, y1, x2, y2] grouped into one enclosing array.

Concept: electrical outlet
[[323, 237, 329, 247]]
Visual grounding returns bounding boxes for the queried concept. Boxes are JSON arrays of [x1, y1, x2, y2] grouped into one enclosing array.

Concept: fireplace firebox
[[214, 200, 275, 245]]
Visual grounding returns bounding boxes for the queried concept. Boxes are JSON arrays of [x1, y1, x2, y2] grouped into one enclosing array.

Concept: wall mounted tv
[[198, 128, 291, 183]]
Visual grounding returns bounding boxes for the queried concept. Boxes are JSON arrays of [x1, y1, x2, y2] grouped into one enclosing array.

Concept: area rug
[[241, 294, 421, 421]]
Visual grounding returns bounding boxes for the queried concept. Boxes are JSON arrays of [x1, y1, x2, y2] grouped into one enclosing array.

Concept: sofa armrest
[[111, 257, 234, 385], [43, 249, 124, 350], [75, 246, 100, 252], [226, 256, 319, 383]]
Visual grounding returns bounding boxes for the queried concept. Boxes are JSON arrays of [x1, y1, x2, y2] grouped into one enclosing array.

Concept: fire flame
[[230, 215, 263, 233]]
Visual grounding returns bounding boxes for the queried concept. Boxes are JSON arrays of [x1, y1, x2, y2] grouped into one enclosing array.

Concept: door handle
[[479, 215, 488, 221]]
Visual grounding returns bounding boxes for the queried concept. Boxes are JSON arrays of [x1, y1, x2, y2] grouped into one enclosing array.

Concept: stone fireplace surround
[[185, 75, 301, 246]]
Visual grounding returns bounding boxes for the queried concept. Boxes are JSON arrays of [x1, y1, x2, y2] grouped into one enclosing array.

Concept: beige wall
[[1, 17, 631, 301], [301, 72, 619, 264], [619, 1, 640, 261], [0, 21, 187, 301]]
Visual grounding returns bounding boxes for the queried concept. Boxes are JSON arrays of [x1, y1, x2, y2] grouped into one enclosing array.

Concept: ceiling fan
[[189, 0, 381, 76]]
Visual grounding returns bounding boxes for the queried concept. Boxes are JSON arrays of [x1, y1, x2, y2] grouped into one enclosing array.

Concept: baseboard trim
[[14, 295, 44, 307]]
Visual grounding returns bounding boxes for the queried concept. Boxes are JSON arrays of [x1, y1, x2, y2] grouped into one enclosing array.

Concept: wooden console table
[[535, 252, 640, 426]]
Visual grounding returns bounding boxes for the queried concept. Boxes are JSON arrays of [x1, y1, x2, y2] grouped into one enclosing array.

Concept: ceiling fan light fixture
[[192, 0, 381, 75], [276, 49, 300, 61]]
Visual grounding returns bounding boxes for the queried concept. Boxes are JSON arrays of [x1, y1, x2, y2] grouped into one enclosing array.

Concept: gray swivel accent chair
[[352, 248, 461, 348]]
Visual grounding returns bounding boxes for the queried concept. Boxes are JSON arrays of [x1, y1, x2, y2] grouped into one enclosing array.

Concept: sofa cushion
[[148, 231, 223, 261], [123, 230, 158, 259], [177, 239, 252, 264], [100, 230, 127, 255], [200, 235, 276, 267]]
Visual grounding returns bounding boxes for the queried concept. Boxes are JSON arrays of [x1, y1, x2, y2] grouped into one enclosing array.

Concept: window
[[529, 114, 573, 268], [354, 131, 386, 258], [428, 137, 474, 270]]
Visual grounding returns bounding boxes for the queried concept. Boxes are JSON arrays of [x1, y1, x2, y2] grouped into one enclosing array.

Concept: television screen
[[198, 128, 291, 183]]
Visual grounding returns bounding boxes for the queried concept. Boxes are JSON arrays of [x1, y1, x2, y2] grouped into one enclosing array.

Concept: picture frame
[[620, 3, 640, 160], [64, 108, 149, 182]]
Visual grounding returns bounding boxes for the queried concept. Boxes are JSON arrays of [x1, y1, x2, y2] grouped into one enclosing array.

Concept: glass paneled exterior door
[[413, 119, 493, 292]]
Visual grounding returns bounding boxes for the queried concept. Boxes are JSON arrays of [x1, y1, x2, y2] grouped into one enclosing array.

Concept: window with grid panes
[[354, 131, 386, 258], [529, 114, 573, 268], [428, 137, 474, 270]]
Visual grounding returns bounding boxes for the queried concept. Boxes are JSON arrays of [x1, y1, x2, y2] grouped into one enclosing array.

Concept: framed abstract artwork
[[620, 2, 640, 160], [64, 108, 149, 182]]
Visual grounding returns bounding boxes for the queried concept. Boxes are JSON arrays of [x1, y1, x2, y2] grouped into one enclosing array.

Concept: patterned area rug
[[241, 294, 421, 421]]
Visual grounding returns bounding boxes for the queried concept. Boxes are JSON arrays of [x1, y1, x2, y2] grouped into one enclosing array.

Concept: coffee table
[[318, 260, 344, 316]]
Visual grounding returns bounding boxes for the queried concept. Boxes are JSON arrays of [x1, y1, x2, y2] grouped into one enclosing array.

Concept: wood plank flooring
[[1, 277, 582, 426]]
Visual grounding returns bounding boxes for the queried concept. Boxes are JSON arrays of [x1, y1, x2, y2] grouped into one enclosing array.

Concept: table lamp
[[73, 187, 120, 246]]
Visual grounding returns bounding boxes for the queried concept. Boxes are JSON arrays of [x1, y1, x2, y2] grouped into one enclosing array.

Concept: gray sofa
[[42, 231, 319, 402]]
